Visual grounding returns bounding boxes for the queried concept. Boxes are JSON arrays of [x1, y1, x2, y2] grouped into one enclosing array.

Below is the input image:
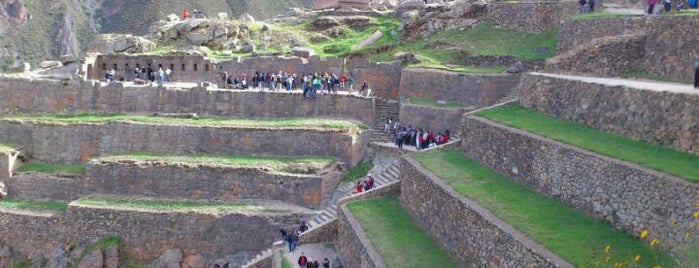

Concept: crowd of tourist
[[355, 174, 375, 194], [222, 70, 371, 98], [297, 252, 331, 268], [385, 118, 451, 150], [105, 65, 174, 86]]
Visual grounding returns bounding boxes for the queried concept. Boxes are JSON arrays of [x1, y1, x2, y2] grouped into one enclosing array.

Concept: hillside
[[0, 0, 313, 71]]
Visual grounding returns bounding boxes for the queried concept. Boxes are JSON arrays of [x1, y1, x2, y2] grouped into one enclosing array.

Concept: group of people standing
[[385, 118, 451, 150], [355, 175, 375, 194], [297, 253, 331, 268], [105, 65, 173, 86], [647, 0, 695, 14], [222, 70, 371, 98]]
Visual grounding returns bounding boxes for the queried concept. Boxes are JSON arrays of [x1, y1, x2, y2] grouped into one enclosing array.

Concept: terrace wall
[[557, 16, 699, 83], [217, 56, 403, 99], [399, 104, 468, 134], [486, 1, 579, 33], [0, 78, 375, 124], [84, 160, 342, 209], [461, 116, 699, 245], [0, 120, 369, 168], [0, 204, 312, 263], [400, 157, 570, 267], [336, 203, 385, 268], [0, 149, 10, 181], [518, 73, 699, 153], [89, 54, 218, 83], [3, 174, 81, 201], [398, 68, 518, 107]]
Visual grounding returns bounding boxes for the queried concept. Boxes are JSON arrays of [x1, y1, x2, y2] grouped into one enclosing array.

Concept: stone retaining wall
[[0, 120, 369, 168], [398, 68, 518, 107], [557, 16, 699, 83], [400, 157, 570, 267], [3, 174, 81, 201], [486, 1, 578, 33], [399, 104, 468, 134], [299, 220, 338, 244], [217, 56, 402, 99], [0, 203, 312, 263], [89, 54, 218, 83], [518, 73, 699, 153], [85, 159, 342, 209], [0, 149, 10, 181], [545, 34, 647, 77], [0, 78, 375, 124], [461, 116, 699, 245], [336, 203, 385, 268]]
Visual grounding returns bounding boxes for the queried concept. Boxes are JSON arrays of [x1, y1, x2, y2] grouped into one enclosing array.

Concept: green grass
[[16, 163, 86, 174], [104, 154, 334, 174], [6, 113, 367, 130], [0, 199, 68, 213], [408, 64, 506, 74], [413, 149, 676, 267], [73, 196, 287, 213], [75, 236, 123, 266], [281, 252, 294, 268], [347, 196, 458, 268], [408, 97, 471, 109], [364, 22, 558, 68], [342, 160, 373, 182], [476, 105, 699, 182]]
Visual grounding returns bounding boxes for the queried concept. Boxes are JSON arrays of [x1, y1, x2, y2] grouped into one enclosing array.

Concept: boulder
[[393, 52, 420, 64], [507, 61, 524, 73], [46, 246, 70, 268], [150, 249, 182, 268], [239, 43, 255, 53], [356, 30, 383, 48], [39, 61, 63, 69], [292, 47, 316, 58], [76, 249, 103, 268], [166, 14, 180, 22], [217, 12, 229, 20], [87, 34, 156, 54], [396, 0, 425, 11], [182, 254, 206, 268], [239, 13, 255, 23], [0, 246, 11, 268], [103, 246, 120, 268]]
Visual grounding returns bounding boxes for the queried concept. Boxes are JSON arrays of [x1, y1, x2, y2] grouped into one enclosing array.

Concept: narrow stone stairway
[[371, 98, 400, 143]]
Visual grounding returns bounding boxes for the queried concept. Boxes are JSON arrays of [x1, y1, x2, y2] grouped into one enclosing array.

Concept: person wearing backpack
[[297, 252, 308, 268]]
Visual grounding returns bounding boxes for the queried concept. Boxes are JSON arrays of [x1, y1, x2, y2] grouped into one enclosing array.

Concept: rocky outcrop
[[399, 1, 486, 40], [87, 34, 157, 54]]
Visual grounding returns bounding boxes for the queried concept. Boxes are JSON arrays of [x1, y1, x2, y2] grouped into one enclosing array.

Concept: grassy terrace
[[73, 197, 288, 214], [346, 196, 458, 268], [477, 105, 699, 182], [0, 199, 68, 213], [342, 160, 373, 182], [408, 97, 472, 109], [102, 154, 334, 174], [5, 114, 367, 130], [413, 150, 675, 267], [16, 163, 86, 174]]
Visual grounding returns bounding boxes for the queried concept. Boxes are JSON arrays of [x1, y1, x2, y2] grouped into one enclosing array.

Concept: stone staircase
[[371, 98, 400, 143], [240, 154, 401, 268]]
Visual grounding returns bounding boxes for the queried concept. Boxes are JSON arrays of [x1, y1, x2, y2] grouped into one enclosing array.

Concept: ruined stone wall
[[85, 160, 335, 209], [217, 56, 403, 99], [461, 116, 699, 245], [0, 78, 375, 124], [0, 148, 9, 181], [545, 34, 647, 77], [557, 16, 699, 83], [398, 68, 518, 106], [3, 174, 81, 201], [0, 205, 310, 262], [518, 74, 699, 153], [400, 157, 570, 267], [336, 203, 385, 268], [89, 54, 218, 82], [486, 1, 578, 33], [0, 120, 369, 168], [399, 104, 467, 134]]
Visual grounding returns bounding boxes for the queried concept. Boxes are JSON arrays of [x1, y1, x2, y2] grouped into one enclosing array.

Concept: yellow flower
[[640, 230, 648, 238], [605, 256, 611, 263], [654, 265, 662, 268], [695, 202, 699, 209], [650, 239, 659, 246], [605, 245, 611, 253], [634, 255, 641, 262], [694, 211, 699, 219], [614, 262, 622, 268]]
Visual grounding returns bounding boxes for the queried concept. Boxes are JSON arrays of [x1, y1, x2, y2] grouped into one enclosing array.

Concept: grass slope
[[16, 163, 86, 174], [7, 113, 366, 130], [342, 160, 373, 182], [476, 105, 699, 182], [413, 149, 675, 267], [347, 196, 459, 268], [0, 199, 68, 212]]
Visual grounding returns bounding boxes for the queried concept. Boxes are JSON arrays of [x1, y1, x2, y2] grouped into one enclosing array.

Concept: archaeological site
[[0, 0, 697, 267]]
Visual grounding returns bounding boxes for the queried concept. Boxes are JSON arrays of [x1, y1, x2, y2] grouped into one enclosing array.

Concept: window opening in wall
[[102, 63, 106, 70], [205, 64, 210, 71], [136, 63, 140, 68], [158, 64, 163, 68], [193, 64, 198, 71], [182, 64, 186, 71], [170, 64, 174, 71], [125, 63, 129, 69], [113, 63, 118, 71]]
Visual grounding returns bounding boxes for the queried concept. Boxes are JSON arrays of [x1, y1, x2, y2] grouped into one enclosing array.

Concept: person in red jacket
[[298, 253, 308, 268], [182, 9, 190, 20]]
